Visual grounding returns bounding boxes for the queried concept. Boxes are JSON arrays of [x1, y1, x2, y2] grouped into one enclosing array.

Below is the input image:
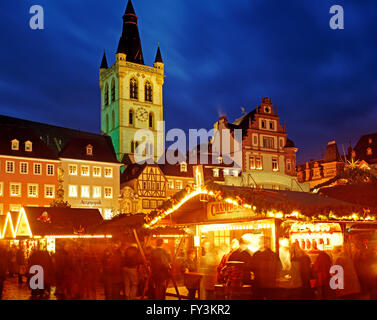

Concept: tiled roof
[[0, 125, 58, 160], [0, 115, 119, 163]]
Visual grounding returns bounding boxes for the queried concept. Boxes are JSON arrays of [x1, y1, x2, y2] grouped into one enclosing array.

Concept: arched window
[[106, 114, 109, 132], [130, 78, 138, 100], [112, 110, 115, 129], [131, 141, 135, 153], [129, 109, 134, 125], [145, 81, 152, 102], [111, 79, 116, 103], [104, 83, 109, 106], [149, 112, 154, 129]]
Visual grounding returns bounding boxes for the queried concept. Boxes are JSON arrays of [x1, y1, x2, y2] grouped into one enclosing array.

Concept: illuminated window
[[6, 161, 15, 173], [45, 185, 55, 198], [68, 185, 78, 198], [256, 156, 263, 170], [263, 137, 274, 149], [93, 167, 101, 177], [93, 186, 101, 199], [150, 200, 157, 209], [249, 156, 255, 169], [286, 159, 292, 172], [0, 182, 3, 197], [10, 183, 21, 197], [368, 138, 373, 144], [175, 181, 183, 190], [233, 170, 239, 177], [20, 162, 28, 174], [25, 141, 32, 152], [272, 158, 279, 171], [86, 144, 93, 156], [142, 200, 150, 209], [33, 163, 42, 175], [367, 147, 372, 156], [213, 169, 219, 177], [104, 187, 113, 199], [81, 166, 90, 176], [214, 230, 231, 247], [145, 81, 152, 102], [104, 167, 113, 178], [180, 162, 187, 172], [168, 180, 174, 190], [28, 184, 38, 198], [47, 164, 54, 176], [130, 78, 138, 100], [69, 164, 78, 175], [223, 169, 229, 176], [81, 186, 90, 198], [11, 139, 19, 150]]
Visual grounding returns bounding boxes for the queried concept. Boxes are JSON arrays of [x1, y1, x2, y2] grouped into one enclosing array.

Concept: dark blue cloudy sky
[[0, 0, 376, 163]]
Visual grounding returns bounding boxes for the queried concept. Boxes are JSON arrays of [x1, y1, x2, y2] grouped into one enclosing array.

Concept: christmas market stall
[[0, 207, 112, 255]]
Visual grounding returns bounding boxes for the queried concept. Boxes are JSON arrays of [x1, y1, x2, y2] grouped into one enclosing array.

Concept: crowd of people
[[1, 234, 377, 300]]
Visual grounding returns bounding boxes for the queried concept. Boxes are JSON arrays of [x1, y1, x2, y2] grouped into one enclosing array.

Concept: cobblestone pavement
[[1, 276, 184, 300]]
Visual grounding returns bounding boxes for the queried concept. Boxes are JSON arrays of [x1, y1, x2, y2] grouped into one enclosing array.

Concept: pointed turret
[[154, 45, 163, 63], [100, 51, 108, 69], [117, 0, 144, 65]]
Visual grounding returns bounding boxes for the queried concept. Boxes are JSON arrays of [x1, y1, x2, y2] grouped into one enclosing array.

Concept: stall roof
[[319, 183, 377, 209], [151, 183, 368, 227], [91, 213, 144, 235], [23, 207, 104, 237]]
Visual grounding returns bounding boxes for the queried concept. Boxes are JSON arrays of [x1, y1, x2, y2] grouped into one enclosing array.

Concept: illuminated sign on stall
[[207, 201, 257, 221]]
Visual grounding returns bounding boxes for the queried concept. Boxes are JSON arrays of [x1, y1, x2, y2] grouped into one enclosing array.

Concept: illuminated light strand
[[33, 235, 112, 239], [144, 186, 376, 229]]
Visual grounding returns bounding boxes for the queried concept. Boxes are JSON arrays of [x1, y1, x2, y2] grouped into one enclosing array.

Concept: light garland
[[144, 184, 376, 229]]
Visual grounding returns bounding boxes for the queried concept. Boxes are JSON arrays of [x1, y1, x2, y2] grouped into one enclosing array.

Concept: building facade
[[213, 97, 308, 191], [351, 132, 377, 169], [99, 0, 165, 162], [297, 140, 344, 189], [59, 138, 122, 219], [0, 125, 59, 214]]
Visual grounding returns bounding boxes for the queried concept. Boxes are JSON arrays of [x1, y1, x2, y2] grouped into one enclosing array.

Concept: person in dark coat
[[250, 236, 282, 300], [227, 237, 253, 285], [150, 239, 171, 300], [0, 245, 9, 299], [123, 244, 143, 300], [181, 249, 199, 300], [313, 250, 333, 299]]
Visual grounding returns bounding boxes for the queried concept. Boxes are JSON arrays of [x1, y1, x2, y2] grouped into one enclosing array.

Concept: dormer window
[[11, 139, 19, 151], [367, 147, 372, 156], [180, 162, 187, 172], [213, 168, 219, 177], [25, 141, 32, 152], [86, 144, 93, 156], [369, 138, 373, 144]]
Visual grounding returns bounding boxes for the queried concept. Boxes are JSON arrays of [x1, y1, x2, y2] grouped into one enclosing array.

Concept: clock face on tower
[[136, 107, 148, 122]]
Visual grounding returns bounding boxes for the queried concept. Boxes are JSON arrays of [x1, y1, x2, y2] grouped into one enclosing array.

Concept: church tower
[[99, 0, 165, 163]]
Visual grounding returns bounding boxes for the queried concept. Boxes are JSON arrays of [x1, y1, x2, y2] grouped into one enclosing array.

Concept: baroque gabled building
[[99, 0, 165, 163], [212, 97, 308, 191]]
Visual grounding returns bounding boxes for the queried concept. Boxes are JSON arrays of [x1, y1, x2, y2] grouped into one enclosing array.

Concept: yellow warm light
[[2, 212, 16, 239], [33, 235, 112, 239], [15, 208, 33, 238]]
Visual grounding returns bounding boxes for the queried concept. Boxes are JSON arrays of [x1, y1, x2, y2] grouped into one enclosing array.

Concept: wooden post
[[133, 228, 150, 300]]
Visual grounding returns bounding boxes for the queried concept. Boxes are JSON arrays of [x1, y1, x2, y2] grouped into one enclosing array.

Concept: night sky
[[0, 0, 376, 164]]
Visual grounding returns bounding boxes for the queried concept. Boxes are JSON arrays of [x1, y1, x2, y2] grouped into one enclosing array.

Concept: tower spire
[[100, 51, 108, 69], [154, 45, 163, 63], [117, 0, 144, 65]]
